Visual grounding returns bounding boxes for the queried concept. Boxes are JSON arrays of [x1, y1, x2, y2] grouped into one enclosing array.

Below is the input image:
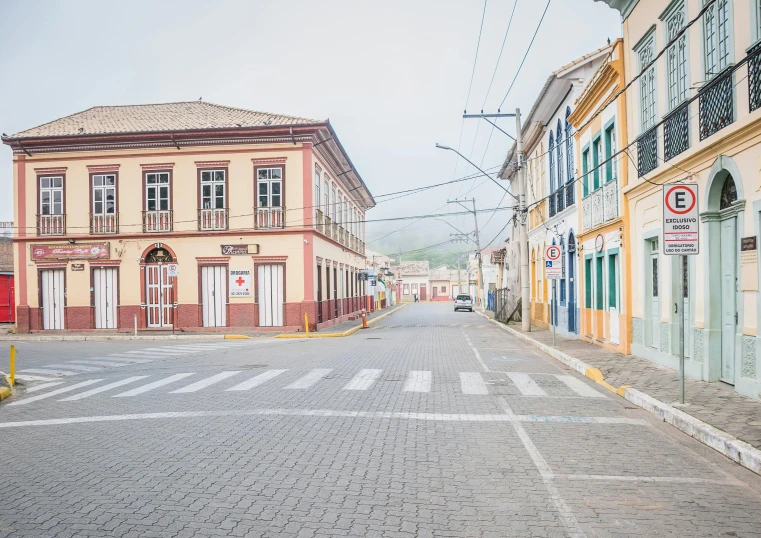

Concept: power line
[[464, 0, 489, 112], [481, 0, 518, 110]]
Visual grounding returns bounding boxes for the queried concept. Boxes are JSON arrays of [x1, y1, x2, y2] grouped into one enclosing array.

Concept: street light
[[435, 144, 519, 202]]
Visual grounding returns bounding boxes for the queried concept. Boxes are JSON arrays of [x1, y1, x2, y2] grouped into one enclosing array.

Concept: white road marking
[[0, 409, 652, 428], [67, 359, 131, 367], [25, 381, 66, 393], [556, 474, 734, 484], [169, 371, 242, 393], [285, 369, 333, 389], [102, 356, 154, 363], [498, 398, 586, 538], [555, 375, 606, 398], [59, 376, 149, 401], [343, 369, 383, 391], [9, 380, 103, 406], [507, 372, 547, 396], [225, 369, 288, 391], [113, 373, 195, 397], [459, 372, 489, 395], [463, 333, 490, 372], [19, 368, 79, 376], [14, 374, 58, 382], [403, 371, 431, 393], [46, 364, 102, 372], [117, 352, 170, 358]]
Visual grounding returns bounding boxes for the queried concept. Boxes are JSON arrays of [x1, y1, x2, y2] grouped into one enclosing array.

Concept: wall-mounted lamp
[[67, 238, 75, 245]]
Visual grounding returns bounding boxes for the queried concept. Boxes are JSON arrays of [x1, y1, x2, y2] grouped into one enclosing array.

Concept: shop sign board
[[31, 242, 110, 261]]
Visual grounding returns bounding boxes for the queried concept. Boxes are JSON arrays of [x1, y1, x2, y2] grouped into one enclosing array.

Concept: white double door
[[201, 265, 227, 327], [41, 269, 65, 330], [258, 264, 283, 327], [146, 264, 174, 328], [94, 267, 118, 329]]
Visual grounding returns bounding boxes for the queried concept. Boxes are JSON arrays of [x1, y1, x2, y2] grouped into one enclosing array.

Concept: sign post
[[545, 245, 562, 347], [663, 184, 699, 405]]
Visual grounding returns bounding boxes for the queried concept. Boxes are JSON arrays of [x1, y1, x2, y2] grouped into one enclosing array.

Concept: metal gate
[[93, 267, 118, 329], [201, 265, 227, 327], [257, 264, 283, 327], [41, 269, 65, 330], [145, 264, 174, 327]]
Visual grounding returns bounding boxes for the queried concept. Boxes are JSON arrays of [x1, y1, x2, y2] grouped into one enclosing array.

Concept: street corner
[[0, 375, 14, 401]]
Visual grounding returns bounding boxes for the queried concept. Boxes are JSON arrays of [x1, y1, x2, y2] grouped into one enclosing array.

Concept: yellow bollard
[[9, 344, 15, 387], [304, 312, 309, 337]]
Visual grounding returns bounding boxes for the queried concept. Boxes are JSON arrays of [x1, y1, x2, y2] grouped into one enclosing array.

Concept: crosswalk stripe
[[343, 369, 383, 391], [164, 346, 214, 351], [113, 373, 195, 397], [118, 351, 171, 358], [25, 381, 66, 393], [67, 359, 131, 367], [19, 368, 78, 376], [403, 371, 431, 393], [46, 364, 102, 372], [226, 369, 288, 391], [170, 371, 242, 393], [103, 356, 155, 363], [15, 374, 59, 382], [459, 372, 489, 395], [9, 380, 103, 405], [285, 369, 332, 389], [506, 372, 547, 396], [555, 375, 606, 398], [59, 376, 149, 401]]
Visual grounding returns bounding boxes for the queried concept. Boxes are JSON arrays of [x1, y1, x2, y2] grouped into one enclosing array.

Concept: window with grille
[[636, 33, 657, 131], [664, 3, 688, 109], [704, 0, 731, 79]]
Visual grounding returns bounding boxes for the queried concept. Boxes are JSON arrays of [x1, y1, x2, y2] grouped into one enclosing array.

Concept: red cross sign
[[229, 270, 252, 297]]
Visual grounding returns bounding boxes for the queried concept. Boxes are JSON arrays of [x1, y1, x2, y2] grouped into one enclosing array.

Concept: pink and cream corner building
[[1, 101, 374, 333]]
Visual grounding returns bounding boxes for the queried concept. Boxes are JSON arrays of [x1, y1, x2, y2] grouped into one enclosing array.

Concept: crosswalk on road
[[10, 368, 608, 406]]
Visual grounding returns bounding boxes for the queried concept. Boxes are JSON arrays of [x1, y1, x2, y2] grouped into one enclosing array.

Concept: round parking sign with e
[[665, 185, 697, 214], [662, 183, 699, 255], [546, 245, 561, 261]]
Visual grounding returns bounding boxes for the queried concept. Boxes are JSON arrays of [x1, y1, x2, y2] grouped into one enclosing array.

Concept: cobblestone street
[[2, 303, 761, 537]]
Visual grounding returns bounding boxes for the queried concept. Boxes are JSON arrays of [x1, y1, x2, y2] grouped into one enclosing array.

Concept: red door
[[0, 275, 14, 323], [432, 286, 438, 299], [420, 285, 427, 301]]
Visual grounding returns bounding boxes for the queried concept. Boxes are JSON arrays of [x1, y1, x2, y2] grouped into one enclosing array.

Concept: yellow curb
[[274, 304, 407, 339], [224, 334, 250, 339], [615, 385, 632, 397], [584, 367, 604, 382], [0, 386, 11, 401]]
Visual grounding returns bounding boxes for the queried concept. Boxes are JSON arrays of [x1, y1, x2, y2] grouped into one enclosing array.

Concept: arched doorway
[[703, 156, 744, 384], [568, 232, 577, 333], [142, 245, 176, 328]]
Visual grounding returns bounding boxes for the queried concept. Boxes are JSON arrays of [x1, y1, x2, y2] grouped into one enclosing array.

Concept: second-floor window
[[605, 124, 617, 183], [556, 121, 564, 188], [665, 2, 688, 109], [593, 137, 603, 190], [548, 132, 555, 192], [704, 0, 731, 79], [582, 148, 590, 196], [337, 194, 343, 226], [92, 174, 116, 215], [324, 177, 330, 217], [257, 168, 282, 207], [145, 172, 170, 211], [637, 33, 657, 132], [565, 107, 574, 182], [315, 165, 321, 215], [40, 176, 63, 215], [331, 184, 336, 220], [200, 170, 226, 209]]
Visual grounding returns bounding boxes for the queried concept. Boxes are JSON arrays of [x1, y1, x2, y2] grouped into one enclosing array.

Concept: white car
[[454, 294, 473, 312]]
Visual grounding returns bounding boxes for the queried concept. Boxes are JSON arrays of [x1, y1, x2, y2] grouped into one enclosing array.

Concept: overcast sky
[[0, 0, 621, 256]]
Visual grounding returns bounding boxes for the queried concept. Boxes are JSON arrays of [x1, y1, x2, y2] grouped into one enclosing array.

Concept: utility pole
[[457, 256, 462, 296], [516, 108, 530, 332], [447, 198, 484, 306]]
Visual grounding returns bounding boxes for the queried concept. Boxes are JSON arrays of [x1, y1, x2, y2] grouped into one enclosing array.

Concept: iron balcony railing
[[548, 190, 557, 217], [90, 213, 118, 234], [37, 214, 65, 236], [581, 179, 619, 231], [637, 126, 658, 177], [565, 180, 575, 208], [255, 206, 284, 229], [316, 209, 325, 234], [555, 185, 566, 214], [749, 43, 761, 112], [142, 210, 173, 233], [198, 208, 228, 231], [699, 67, 734, 141], [324, 216, 333, 238], [664, 102, 690, 161]]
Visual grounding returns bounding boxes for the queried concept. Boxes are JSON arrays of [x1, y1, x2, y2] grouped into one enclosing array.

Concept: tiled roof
[[398, 261, 429, 276], [5, 101, 323, 140]]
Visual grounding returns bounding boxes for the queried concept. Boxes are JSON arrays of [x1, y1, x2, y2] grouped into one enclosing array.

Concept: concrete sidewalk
[[479, 308, 761, 475]]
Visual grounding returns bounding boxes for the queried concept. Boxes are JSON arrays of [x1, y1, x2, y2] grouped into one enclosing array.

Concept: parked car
[[454, 294, 473, 312]]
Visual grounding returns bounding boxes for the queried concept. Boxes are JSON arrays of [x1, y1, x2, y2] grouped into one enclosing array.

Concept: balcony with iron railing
[[316, 209, 325, 234], [142, 210, 172, 233], [255, 206, 284, 229], [581, 179, 618, 231], [37, 214, 65, 236], [90, 213, 118, 234], [324, 215, 333, 238], [548, 184, 574, 218], [198, 208, 228, 231]]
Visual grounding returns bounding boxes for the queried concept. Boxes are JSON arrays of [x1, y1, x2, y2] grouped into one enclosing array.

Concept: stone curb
[[0, 334, 236, 342], [274, 303, 407, 339], [476, 311, 761, 477]]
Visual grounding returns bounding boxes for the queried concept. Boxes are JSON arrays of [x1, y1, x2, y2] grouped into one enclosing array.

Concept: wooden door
[[94, 267, 118, 329], [432, 286, 438, 299], [41, 269, 65, 330], [420, 285, 427, 301], [146, 264, 173, 328], [720, 218, 737, 383], [201, 265, 227, 327], [258, 264, 284, 327]]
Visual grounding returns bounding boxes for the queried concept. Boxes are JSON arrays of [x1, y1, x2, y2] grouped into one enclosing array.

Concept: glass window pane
[[259, 195, 268, 207], [41, 177, 49, 189], [53, 191, 62, 203], [95, 201, 103, 214], [107, 175, 115, 185], [259, 183, 268, 195], [203, 185, 211, 197], [258, 169, 268, 180], [201, 171, 211, 182], [214, 170, 224, 182], [271, 182, 281, 195], [159, 173, 169, 183], [94, 175, 102, 187], [272, 195, 281, 207], [106, 200, 115, 214], [41, 192, 50, 204], [94, 189, 103, 202], [215, 184, 224, 197], [215, 196, 224, 209], [271, 168, 281, 180], [53, 177, 62, 188]]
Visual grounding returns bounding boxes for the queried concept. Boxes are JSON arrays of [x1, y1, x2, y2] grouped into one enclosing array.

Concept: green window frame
[[604, 121, 615, 183], [592, 135, 602, 191], [584, 256, 593, 308], [608, 254, 618, 309], [582, 146, 590, 197], [595, 255, 604, 310]]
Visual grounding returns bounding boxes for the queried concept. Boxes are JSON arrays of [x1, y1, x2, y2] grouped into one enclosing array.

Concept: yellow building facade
[[2, 102, 373, 333]]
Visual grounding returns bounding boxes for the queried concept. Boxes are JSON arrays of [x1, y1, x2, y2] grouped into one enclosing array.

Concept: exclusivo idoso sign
[[663, 184, 699, 255]]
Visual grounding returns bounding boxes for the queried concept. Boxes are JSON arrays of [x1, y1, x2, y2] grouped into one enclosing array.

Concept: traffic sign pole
[[552, 279, 556, 347], [679, 255, 685, 404]]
